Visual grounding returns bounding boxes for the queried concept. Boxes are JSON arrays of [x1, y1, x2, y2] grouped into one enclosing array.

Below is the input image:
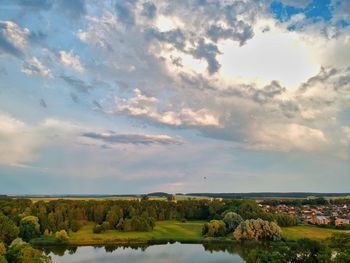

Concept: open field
[[282, 226, 350, 240], [27, 195, 211, 203], [32, 222, 350, 246], [71, 221, 203, 242], [33, 221, 205, 246]]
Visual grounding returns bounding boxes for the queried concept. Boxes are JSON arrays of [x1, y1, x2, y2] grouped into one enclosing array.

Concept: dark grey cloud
[[70, 92, 79, 103], [142, 2, 157, 19], [0, 67, 7, 76], [252, 81, 286, 104], [191, 39, 221, 74], [115, 0, 137, 26], [146, 28, 186, 50], [61, 75, 93, 93], [280, 0, 312, 8], [12, 0, 53, 10], [56, 0, 86, 20], [279, 100, 299, 118], [39, 98, 47, 108], [207, 21, 254, 45], [83, 132, 183, 145], [28, 30, 47, 43], [93, 100, 102, 110]]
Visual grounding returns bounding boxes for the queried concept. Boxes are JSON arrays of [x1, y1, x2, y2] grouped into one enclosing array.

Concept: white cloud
[[0, 113, 42, 166], [0, 20, 29, 57], [21, 57, 52, 77], [114, 89, 219, 127], [58, 50, 85, 73], [218, 19, 320, 89], [248, 123, 328, 152]]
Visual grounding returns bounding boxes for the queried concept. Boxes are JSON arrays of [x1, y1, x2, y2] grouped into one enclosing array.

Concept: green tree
[[54, 230, 69, 242], [0, 242, 6, 263], [222, 212, 243, 232], [106, 206, 123, 229], [234, 218, 282, 241], [19, 216, 41, 242], [0, 213, 19, 245], [7, 239, 51, 263], [202, 220, 226, 237]]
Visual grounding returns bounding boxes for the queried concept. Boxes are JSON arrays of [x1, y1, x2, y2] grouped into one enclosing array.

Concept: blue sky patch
[[270, 0, 333, 22]]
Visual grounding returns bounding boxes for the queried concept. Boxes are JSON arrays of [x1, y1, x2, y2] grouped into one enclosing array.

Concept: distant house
[[311, 215, 330, 225], [335, 218, 350, 226]]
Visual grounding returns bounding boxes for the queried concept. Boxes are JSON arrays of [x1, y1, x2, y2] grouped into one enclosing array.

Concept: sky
[[0, 0, 350, 194]]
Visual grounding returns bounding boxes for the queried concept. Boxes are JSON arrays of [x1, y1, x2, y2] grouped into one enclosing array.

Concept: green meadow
[[281, 225, 350, 240]]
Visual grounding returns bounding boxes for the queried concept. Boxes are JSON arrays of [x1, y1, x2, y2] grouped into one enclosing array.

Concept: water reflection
[[40, 243, 252, 263]]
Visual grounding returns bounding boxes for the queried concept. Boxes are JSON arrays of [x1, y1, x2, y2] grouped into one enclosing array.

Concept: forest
[[1, 197, 349, 262]]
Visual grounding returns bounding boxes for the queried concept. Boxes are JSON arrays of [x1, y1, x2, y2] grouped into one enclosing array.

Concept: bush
[[93, 224, 103, 234], [234, 218, 282, 241], [19, 216, 41, 242], [0, 243, 6, 257], [55, 230, 69, 242], [202, 220, 226, 237], [101, 221, 110, 231], [222, 212, 243, 233], [0, 213, 19, 245], [7, 239, 51, 263]]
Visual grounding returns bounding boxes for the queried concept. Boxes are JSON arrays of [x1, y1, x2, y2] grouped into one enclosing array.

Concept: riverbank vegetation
[[1, 197, 350, 262]]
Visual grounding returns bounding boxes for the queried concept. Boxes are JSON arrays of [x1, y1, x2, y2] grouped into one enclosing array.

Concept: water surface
[[46, 243, 246, 263]]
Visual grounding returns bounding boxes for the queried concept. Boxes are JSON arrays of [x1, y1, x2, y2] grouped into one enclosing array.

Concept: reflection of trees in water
[[39, 246, 76, 256], [39, 244, 151, 256], [39, 242, 277, 260], [202, 242, 272, 261], [104, 244, 149, 253]]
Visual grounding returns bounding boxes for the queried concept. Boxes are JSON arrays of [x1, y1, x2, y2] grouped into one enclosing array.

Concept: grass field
[[29, 195, 211, 203], [65, 221, 204, 245], [32, 222, 350, 246], [282, 226, 350, 240]]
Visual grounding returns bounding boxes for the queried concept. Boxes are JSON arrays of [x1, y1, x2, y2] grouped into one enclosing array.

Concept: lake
[[42, 243, 252, 263]]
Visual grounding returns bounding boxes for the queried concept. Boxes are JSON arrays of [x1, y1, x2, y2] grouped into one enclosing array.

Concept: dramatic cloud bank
[[0, 0, 350, 193]]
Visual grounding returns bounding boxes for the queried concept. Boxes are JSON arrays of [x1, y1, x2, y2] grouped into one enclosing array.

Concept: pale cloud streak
[[0, 20, 29, 57], [21, 57, 52, 77], [58, 50, 85, 73]]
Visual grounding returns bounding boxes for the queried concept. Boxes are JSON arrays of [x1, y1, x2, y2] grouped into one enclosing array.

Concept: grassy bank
[[32, 221, 350, 246], [33, 221, 206, 246], [282, 225, 350, 240]]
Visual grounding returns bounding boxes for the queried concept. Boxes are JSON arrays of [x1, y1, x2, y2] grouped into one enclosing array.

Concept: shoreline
[[31, 237, 244, 247]]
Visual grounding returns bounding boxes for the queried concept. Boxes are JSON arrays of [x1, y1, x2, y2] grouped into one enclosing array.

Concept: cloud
[[60, 75, 93, 93], [12, 0, 86, 20], [39, 99, 47, 108], [56, 0, 86, 20], [82, 131, 183, 145], [114, 89, 219, 127], [0, 113, 42, 166], [142, 2, 157, 19], [279, 0, 312, 8], [21, 57, 52, 77], [58, 50, 84, 73], [191, 39, 221, 74], [0, 20, 29, 57], [114, 0, 136, 26], [247, 123, 329, 152]]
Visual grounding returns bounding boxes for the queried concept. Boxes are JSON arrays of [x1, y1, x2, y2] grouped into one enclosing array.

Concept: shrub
[[222, 212, 243, 233], [0, 213, 19, 245], [93, 224, 103, 234], [55, 230, 69, 242], [202, 220, 226, 237], [234, 218, 282, 241], [19, 216, 41, 242], [101, 221, 110, 231]]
